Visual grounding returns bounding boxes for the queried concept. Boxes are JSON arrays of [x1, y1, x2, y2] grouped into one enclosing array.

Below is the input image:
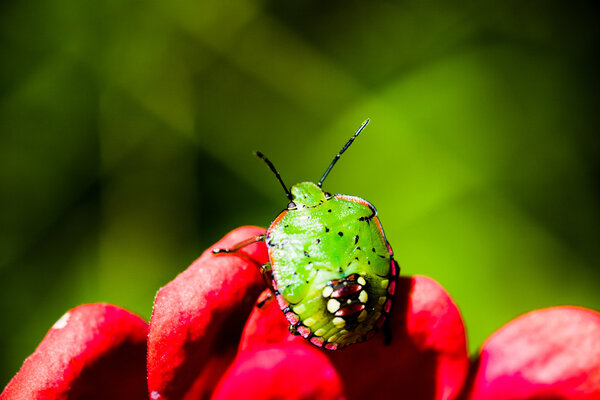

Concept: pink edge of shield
[[275, 294, 287, 310], [384, 299, 392, 313], [388, 280, 396, 296], [285, 312, 299, 325], [297, 326, 311, 338]]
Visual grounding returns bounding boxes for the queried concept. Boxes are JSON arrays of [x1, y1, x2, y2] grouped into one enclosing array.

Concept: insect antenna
[[318, 119, 370, 188], [255, 151, 293, 201]]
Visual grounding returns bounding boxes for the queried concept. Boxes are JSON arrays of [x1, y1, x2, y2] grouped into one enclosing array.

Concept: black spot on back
[[354, 235, 359, 244], [338, 232, 343, 237]]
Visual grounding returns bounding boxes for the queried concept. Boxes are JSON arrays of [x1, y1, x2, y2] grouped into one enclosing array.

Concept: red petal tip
[[212, 344, 345, 400], [1, 303, 148, 400], [147, 226, 268, 399], [467, 306, 600, 400]]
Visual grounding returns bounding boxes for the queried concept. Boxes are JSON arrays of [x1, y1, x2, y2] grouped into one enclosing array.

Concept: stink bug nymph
[[214, 119, 398, 350]]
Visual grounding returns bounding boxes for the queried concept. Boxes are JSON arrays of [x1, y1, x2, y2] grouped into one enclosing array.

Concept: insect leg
[[212, 234, 266, 254], [255, 288, 273, 309], [260, 262, 276, 293]]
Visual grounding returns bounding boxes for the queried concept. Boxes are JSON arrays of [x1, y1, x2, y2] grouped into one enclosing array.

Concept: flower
[[2, 226, 600, 400], [1, 304, 148, 400]]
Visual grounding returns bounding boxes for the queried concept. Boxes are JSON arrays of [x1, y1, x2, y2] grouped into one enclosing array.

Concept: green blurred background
[[1, 0, 599, 387]]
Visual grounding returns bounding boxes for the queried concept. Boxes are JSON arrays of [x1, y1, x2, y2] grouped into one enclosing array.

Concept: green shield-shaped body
[[266, 182, 398, 350]]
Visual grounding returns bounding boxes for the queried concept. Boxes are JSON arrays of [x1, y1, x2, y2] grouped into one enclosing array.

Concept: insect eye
[[324, 192, 333, 199], [287, 201, 297, 210]]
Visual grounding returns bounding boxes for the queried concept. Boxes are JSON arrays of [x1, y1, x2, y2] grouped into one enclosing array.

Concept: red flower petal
[[212, 344, 345, 400], [238, 276, 469, 400], [466, 306, 600, 400], [147, 226, 268, 400], [1, 303, 148, 400], [238, 289, 303, 352], [328, 275, 469, 400]]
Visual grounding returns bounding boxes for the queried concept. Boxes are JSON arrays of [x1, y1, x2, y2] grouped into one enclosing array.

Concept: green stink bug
[[215, 120, 398, 350]]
